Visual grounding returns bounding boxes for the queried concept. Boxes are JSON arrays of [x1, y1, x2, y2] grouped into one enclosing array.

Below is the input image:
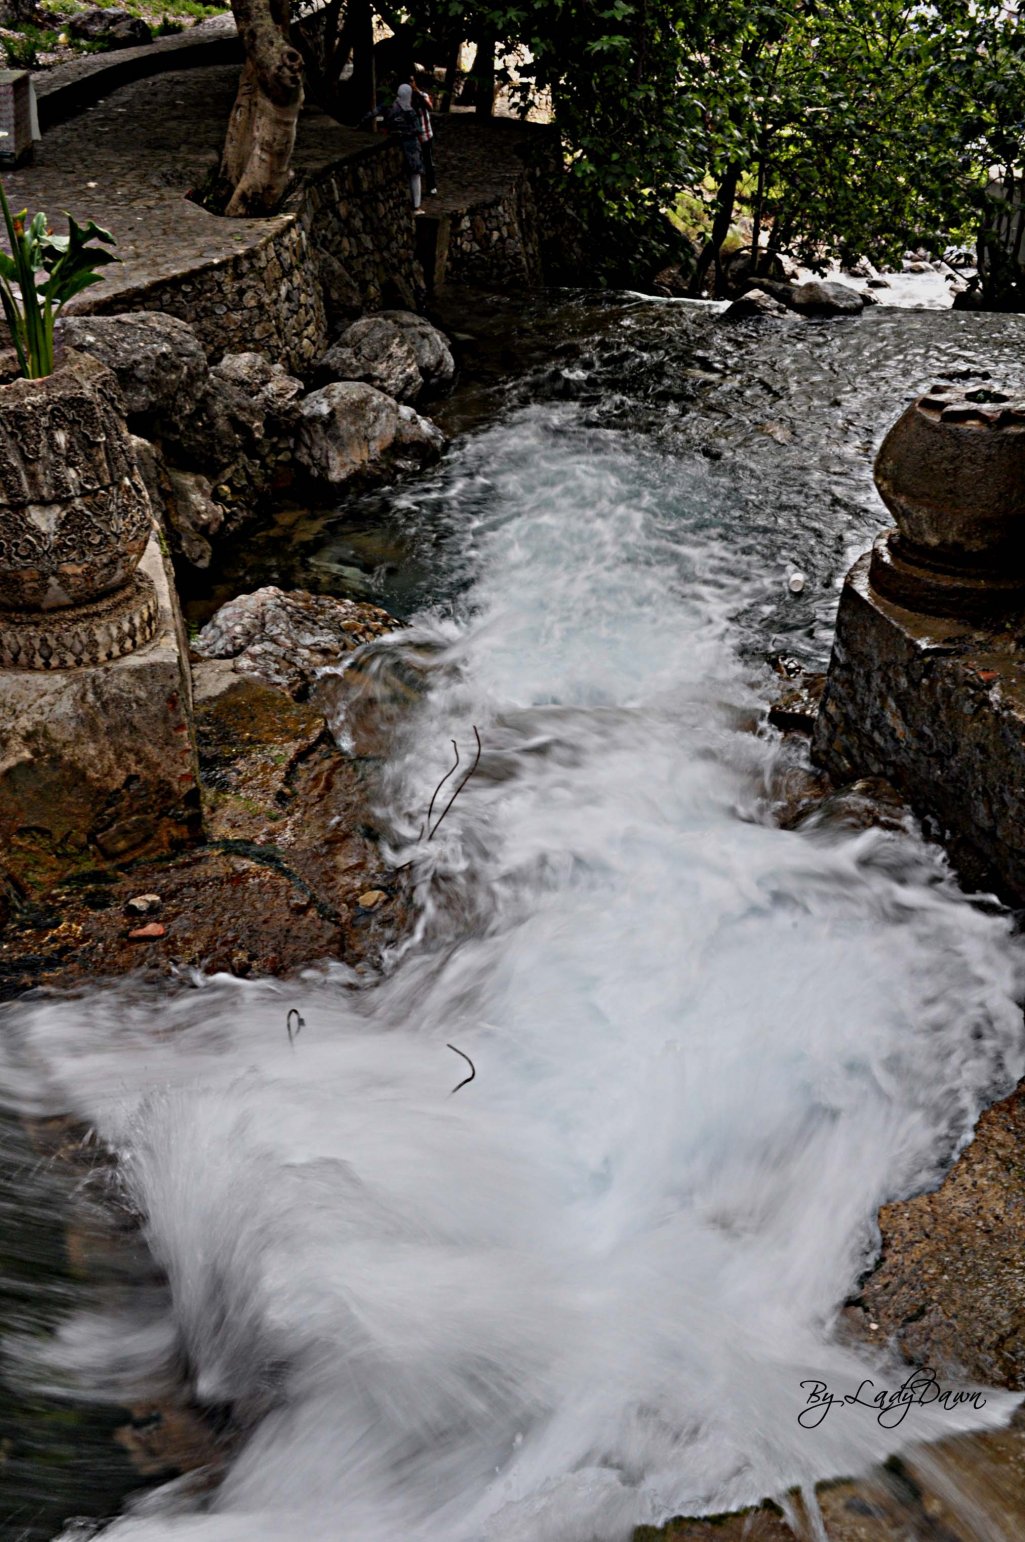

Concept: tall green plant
[[0, 182, 118, 379]]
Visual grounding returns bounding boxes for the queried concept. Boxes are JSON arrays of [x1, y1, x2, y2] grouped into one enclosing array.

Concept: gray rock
[[296, 381, 444, 489], [315, 316, 423, 403], [58, 312, 208, 427], [70, 6, 152, 44], [867, 277, 891, 289], [192, 585, 400, 698], [131, 436, 225, 569], [723, 288, 790, 319], [377, 310, 456, 392], [211, 351, 305, 438], [789, 280, 865, 316]]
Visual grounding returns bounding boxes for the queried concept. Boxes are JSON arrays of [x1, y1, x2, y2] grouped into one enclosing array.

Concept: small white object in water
[[788, 571, 806, 593]]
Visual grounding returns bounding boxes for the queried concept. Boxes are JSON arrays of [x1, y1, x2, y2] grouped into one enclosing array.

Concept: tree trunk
[[221, 0, 304, 217], [690, 163, 739, 297]]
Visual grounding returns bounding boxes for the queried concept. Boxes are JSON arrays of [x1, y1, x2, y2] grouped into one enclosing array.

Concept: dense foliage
[[386, 0, 1025, 287]]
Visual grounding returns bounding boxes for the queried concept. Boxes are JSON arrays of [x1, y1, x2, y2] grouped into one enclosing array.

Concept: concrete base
[[0, 534, 201, 895], [812, 546, 1025, 902]]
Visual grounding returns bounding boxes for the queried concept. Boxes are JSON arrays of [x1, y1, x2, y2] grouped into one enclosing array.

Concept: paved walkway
[[8, 60, 548, 311], [9, 65, 380, 304]]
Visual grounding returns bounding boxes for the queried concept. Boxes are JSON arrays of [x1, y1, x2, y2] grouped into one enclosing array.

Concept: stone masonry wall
[[80, 140, 422, 376], [812, 550, 1025, 904], [444, 175, 544, 287]]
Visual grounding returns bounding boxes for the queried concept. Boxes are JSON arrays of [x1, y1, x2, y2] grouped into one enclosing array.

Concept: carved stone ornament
[[0, 349, 157, 668], [870, 383, 1025, 618]]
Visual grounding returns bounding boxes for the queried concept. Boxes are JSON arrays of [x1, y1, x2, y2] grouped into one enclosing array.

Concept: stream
[[3, 296, 1025, 1541]]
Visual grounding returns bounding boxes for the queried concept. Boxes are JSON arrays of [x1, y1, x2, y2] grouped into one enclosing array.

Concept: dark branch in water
[[428, 726, 482, 841], [447, 1042, 476, 1094], [286, 1008, 304, 1046], [419, 739, 460, 840]]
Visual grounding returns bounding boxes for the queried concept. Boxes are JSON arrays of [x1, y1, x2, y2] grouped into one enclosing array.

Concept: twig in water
[[427, 726, 482, 841], [419, 738, 460, 840], [447, 1043, 476, 1094], [286, 1008, 304, 1046]]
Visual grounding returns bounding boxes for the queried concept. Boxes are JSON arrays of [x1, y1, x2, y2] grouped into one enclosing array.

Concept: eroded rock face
[[295, 381, 445, 490], [315, 316, 424, 403], [0, 634, 409, 995], [191, 585, 400, 698], [857, 1079, 1025, 1387], [58, 313, 208, 429]]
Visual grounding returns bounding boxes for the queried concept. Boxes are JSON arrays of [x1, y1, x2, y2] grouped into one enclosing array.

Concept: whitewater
[[2, 403, 1023, 1541]]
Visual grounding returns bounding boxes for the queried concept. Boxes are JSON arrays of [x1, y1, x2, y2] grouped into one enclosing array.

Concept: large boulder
[[69, 7, 152, 45], [58, 312, 208, 430], [789, 280, 865, 316], [169, 351, 305, 526], [315, 316, 424, 403], [296, 381, 444, 490], [192, 586, 399, 699], [378, 310, 456, 393]]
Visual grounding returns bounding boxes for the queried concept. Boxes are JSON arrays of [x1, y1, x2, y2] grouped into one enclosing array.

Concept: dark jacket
[[383, 103, 423, 175]]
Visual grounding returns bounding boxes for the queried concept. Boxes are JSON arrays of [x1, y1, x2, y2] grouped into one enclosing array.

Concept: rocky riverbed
[[3, 288, 1025, 1541]]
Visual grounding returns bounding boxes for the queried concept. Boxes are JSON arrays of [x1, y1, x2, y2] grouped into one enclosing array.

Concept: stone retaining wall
[[812, 547, 1025, 904], [80, 139, 422, 375], [444, 176, 544, 287]]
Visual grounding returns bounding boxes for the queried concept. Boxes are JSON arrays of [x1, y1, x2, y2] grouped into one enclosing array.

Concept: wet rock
[[867, 276, 891, 289], [860, 1078, 1025, 1387], [192, 586, 400, 699], [723, 289, 790, 320], [789, 280, 866, 316], [0, 665, 412, 992], [69, 6, 151, 45], [378, 310, 456, 393], [314, 316, 423, 403], [128, 921, 165, 940], [795, 775, 910, 833], [58, 313, 207, 428], [768, 670, 825, 732], [296, 381, 445, 490]]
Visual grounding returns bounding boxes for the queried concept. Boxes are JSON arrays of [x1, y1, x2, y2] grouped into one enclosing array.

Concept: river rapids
[[3, 300, 1025, 1541]]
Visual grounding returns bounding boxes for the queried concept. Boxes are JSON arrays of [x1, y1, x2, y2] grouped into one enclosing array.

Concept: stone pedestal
[[0, 534, 201, 895], [812, 553, 1025, 902]]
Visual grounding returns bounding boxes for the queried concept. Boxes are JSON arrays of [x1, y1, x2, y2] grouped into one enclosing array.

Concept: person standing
[[410, 74, 438, 196], [384, 82, 425, 213]]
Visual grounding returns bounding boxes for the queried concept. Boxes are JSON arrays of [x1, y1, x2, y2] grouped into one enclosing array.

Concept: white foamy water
[[3, 410, 1024, 1540]]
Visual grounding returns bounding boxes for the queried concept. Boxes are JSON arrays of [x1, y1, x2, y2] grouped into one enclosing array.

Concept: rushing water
[[4, 302, 1025, 1541]]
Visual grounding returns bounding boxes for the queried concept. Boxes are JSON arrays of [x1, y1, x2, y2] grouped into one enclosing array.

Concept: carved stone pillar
[[0, 350, 158, 669], [869, 384, 1025, 619]]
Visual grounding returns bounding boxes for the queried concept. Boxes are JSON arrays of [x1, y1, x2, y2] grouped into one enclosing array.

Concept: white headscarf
[[396, 83, 414, 109]]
